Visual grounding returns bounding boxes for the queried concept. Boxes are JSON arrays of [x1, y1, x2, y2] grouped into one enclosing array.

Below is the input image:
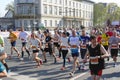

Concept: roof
[[75, 0, 94, 4]]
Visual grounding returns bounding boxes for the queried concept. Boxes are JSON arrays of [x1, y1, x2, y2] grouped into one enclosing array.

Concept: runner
[[80, 29, 90, 70], [37, 29, 44, 45], [68, 30, 81, 77], [43, 31, 57, 63], [108, 31, 120, 67], [100, 30, 110, 61], [83, 35, 109, 80], [60, 32, 69, 70], [30, 32, 43, 68], [19, 27, 30, 60], [53, 30, 61, 58], [8, 29, 20, 59], [0, 35, 10, 72]]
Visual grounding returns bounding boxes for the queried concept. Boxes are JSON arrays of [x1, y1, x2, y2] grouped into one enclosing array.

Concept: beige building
[[14, 0, 94, 30]]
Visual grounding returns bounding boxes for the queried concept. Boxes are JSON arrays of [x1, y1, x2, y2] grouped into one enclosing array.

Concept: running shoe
[[40, 60, 43, 65], [69, 72, 74, 77], [20, 58, 24, 61], [60, 67, 66, 70], [67, 57, 71, 62]]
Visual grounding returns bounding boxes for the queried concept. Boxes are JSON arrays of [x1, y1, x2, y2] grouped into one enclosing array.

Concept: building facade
[[14, 0, 94, 30], [0, 10, 14, 31]]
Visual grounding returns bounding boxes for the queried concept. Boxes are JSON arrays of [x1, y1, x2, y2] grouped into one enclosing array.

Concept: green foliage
[[94, 3, 120, 26], [5, 1, 14, 16]]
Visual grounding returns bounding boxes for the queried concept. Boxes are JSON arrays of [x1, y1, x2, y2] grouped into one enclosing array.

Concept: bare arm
[[100, 45, 109, 58]]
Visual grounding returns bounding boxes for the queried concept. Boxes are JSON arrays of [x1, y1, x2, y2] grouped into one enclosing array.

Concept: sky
[[0, 0, 120, 17]]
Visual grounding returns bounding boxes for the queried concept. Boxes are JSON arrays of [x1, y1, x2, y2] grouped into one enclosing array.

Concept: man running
[[19, 27, 30, 60], [83, 35, 109, 80], [68, 30, 81, 76], [80, 29, 90, 70], [43, 31, 57, 63], [8, 29, 20, 59], [53, 30, 61, 58], [108, 31, 120, 67]]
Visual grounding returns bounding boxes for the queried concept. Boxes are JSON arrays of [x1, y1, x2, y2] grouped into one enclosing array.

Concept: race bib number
[[81, 44, 86, 49], [61, 46, 67, 48], [90, 57, 99, 65], [111, 44, 118, 49], [45, 44, 48, 48]]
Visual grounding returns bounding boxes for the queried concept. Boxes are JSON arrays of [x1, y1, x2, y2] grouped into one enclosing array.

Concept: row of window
[[43, 5, 93, 19], [44, 20, 61, 27], [43, 0, 93, 11], [17, 20, 39, 27], [17, 5, 39, 15]]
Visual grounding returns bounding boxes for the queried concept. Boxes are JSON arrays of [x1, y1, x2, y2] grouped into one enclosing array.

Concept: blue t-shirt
[[0, 62, 5, 72], [80, 36, 90, 44]]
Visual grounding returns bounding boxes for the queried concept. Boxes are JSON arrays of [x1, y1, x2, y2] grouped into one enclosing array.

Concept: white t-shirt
[[53, 34, 60, 43], [19, 31, 29, 42], [37, 33, 44, 40], [30, 38, 40, 50], [60, 37, 69, 50]]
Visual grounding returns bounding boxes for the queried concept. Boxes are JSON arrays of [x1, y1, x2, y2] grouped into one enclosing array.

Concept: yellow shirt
[[101, 34, 109, 46], [9, 32, 17, 42]]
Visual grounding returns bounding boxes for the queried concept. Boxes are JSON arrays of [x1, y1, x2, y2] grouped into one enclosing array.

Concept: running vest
[[101, 34, 109, 46], [88, 44, 105, 71]]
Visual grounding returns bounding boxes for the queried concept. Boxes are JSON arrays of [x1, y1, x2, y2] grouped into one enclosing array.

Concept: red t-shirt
[[106, 31, 113, 37], [97, 35, 102, 43]]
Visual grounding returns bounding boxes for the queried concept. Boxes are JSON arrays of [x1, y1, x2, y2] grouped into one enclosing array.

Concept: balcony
[[14, 14, 41, 19]]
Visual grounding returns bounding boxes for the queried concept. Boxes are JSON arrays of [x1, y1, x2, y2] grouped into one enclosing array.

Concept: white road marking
[[8, 72, 37, 80], [69, 72, 88, 80]]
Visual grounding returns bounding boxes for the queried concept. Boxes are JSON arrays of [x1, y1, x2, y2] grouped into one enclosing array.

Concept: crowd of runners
[[0, 26, 120, 80]]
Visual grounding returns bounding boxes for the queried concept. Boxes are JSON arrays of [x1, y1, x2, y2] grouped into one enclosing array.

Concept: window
[[44, 5, 47, 14], [49, 5, 52, 14], [24, 20, 28, 27], [79, 4, 81, 9], [69, 8, 71, 16], [30, 20, 33, 27], [44, 20, 47, 27], [59, 0, 62, 4], [35, 6, 38, 14], [73, 2, 75, 7], [54, 6, 57, 15], [65, 7, 67, 16], [76, 3, 78, 8], [69, 1, 71, 6], [50, 20, 52, 27], [79, 10, 81, 17], [76, 9, 78, 17], [55, 20, 57, 27], [65, 0, 67, 5], [59, 7, 62, 15], [19, 20, 22, 27]]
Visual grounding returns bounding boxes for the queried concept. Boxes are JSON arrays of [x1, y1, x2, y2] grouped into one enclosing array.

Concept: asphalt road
[[1, 38, 120, 80]]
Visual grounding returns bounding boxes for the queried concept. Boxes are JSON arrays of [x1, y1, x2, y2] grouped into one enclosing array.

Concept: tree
[[94, 3, 120, 27], [94, 3, 107, 26], [5, 1, 14, 16]]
